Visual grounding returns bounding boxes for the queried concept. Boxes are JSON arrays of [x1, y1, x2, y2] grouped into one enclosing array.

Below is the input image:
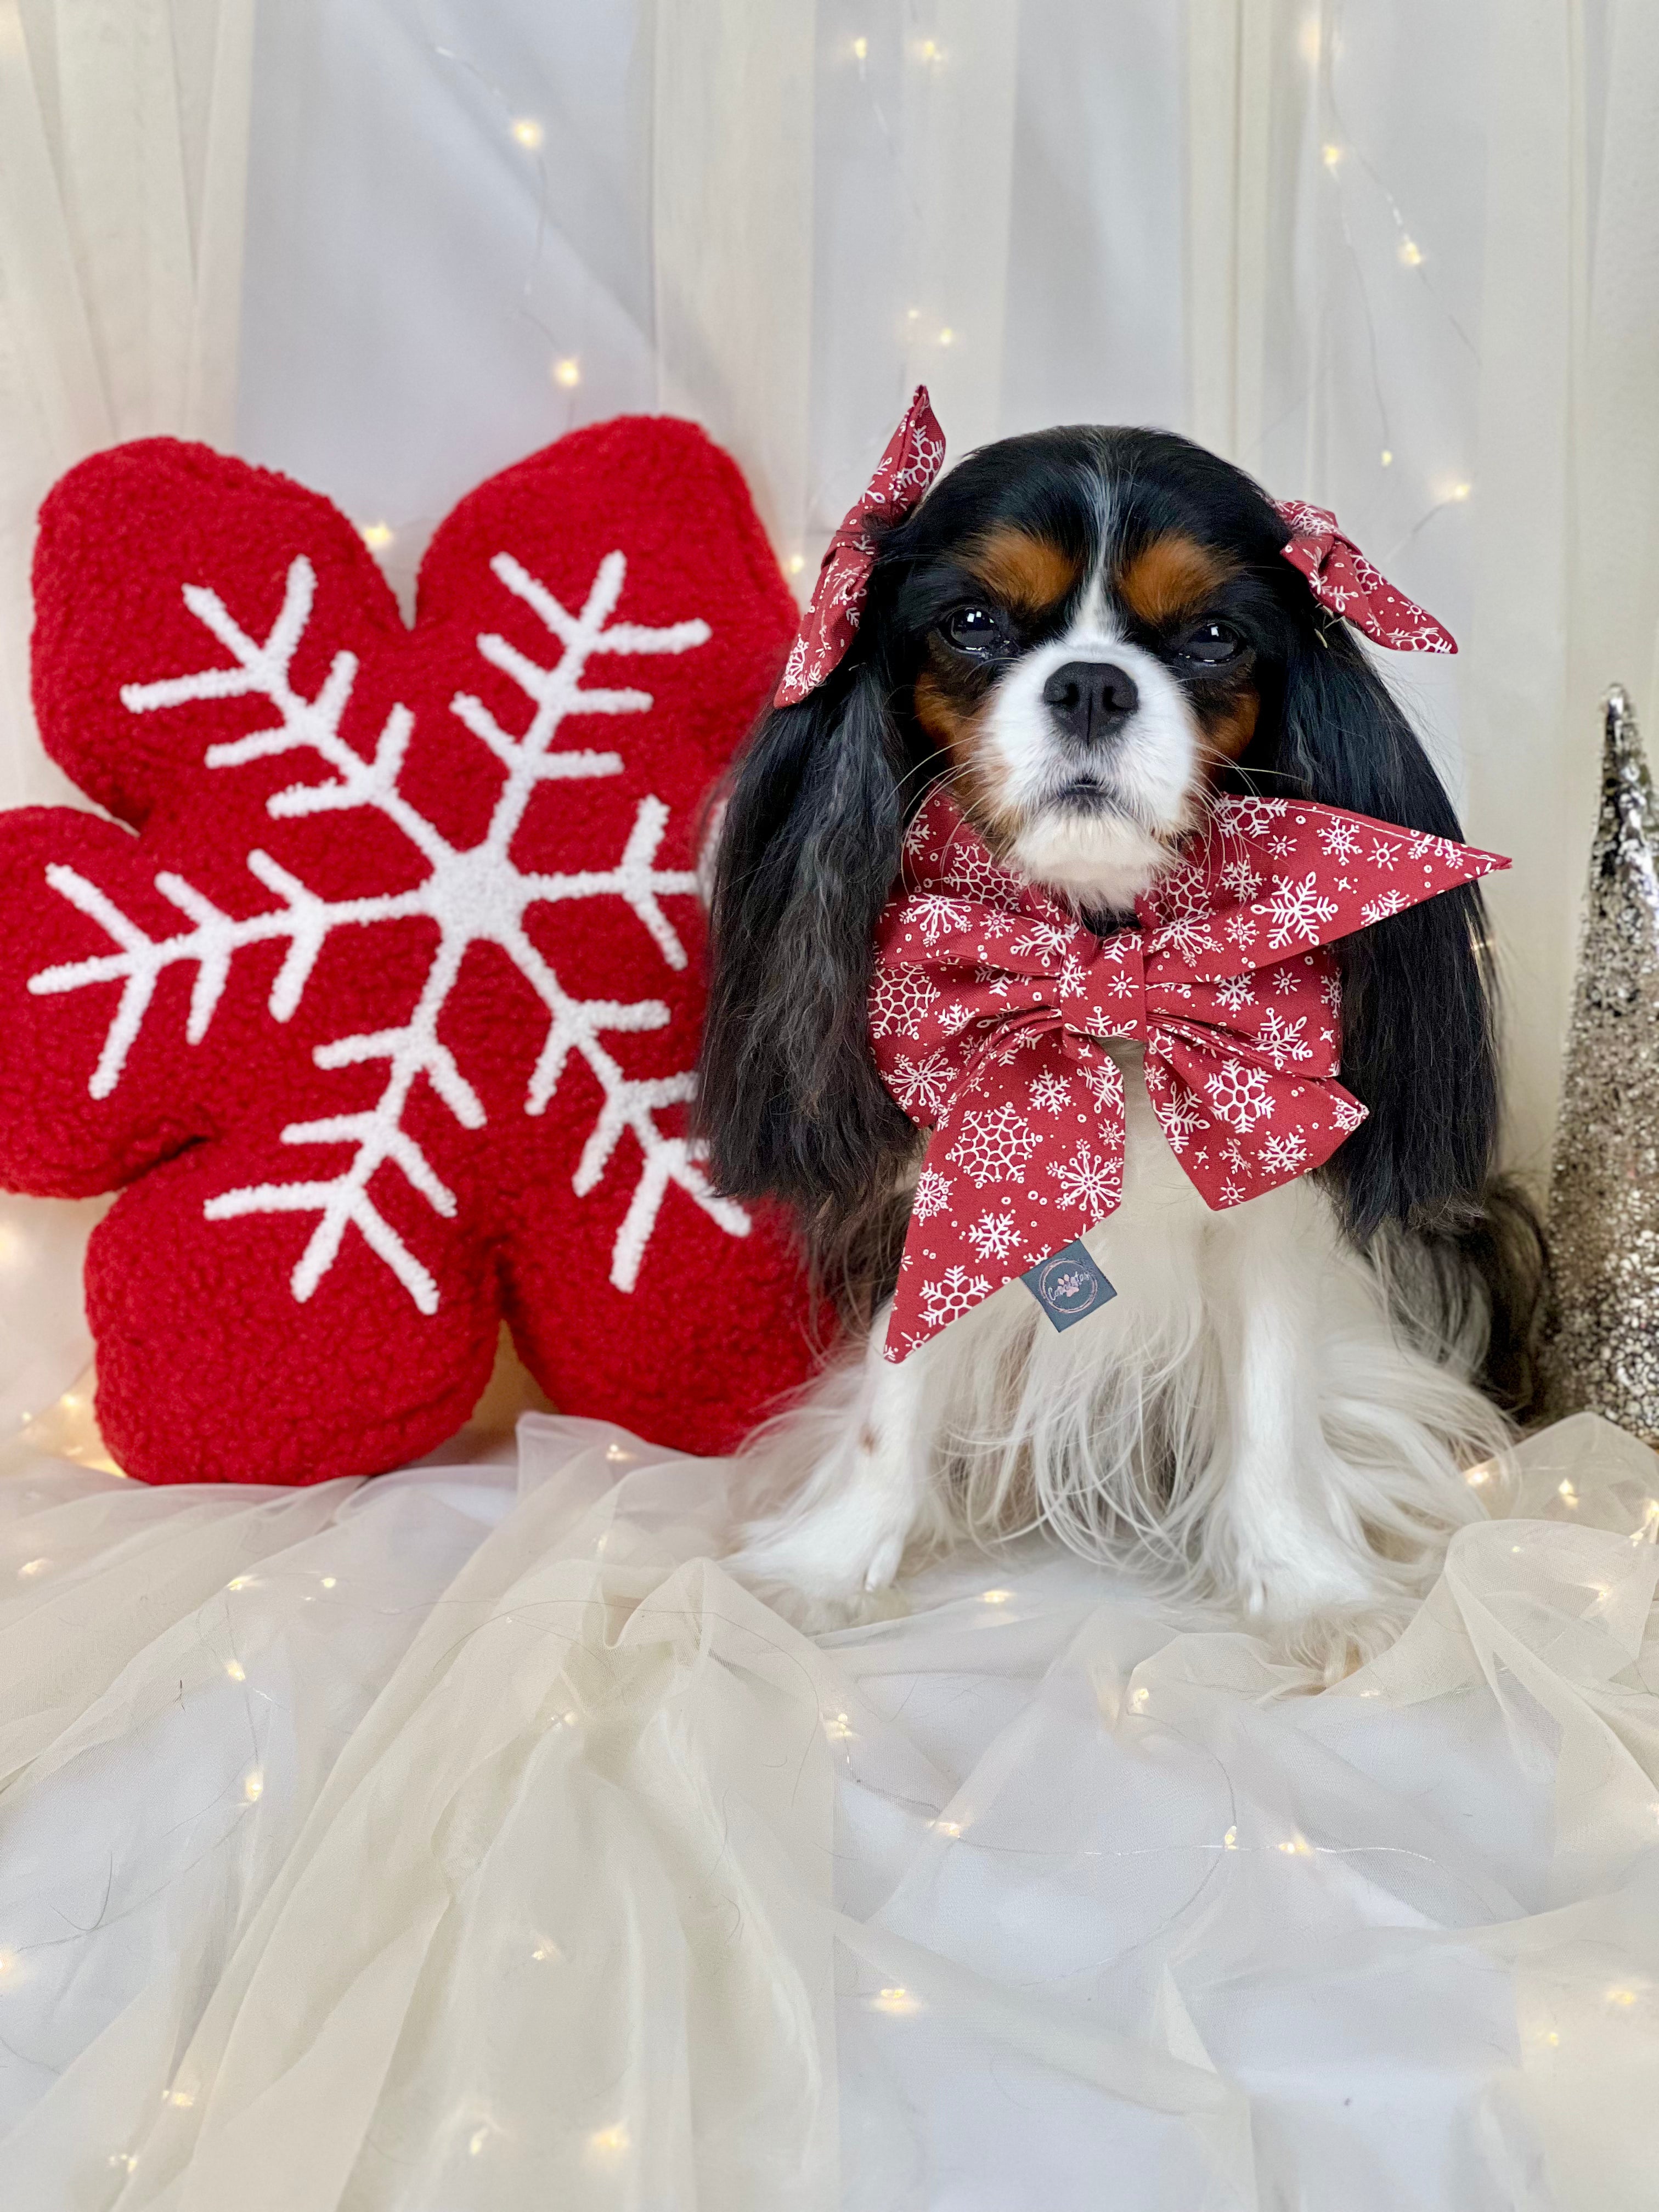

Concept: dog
[[696, 416, 1544, 1671]]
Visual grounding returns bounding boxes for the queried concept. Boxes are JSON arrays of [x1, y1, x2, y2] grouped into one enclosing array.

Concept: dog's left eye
[[943, 605, 1010, 657], [1175, 620, 1244, 668]]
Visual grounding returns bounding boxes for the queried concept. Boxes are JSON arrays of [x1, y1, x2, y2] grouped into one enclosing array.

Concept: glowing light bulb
[[243, 1770, 264, 1803], [511, 117, 544, 150], [938, 326, 955, 347], [1380, 448, 1394, 466], [1558, 1479, 1579, 1506], [1130, 1686, 1149, 1711], [824, 1712, 854, 1741], [1321, 143, 1342, 170], [551, 356, 581, 389], [916, 38, 940, 63], [851, 35, 868, 60], [1279, 1833, 1312, 1857], [165, 2089, 195, 2109], [1608, 1986, 1639, 2007], [1398, 236, 1424, 268], [320, 1576, 336, 1589], [872, 1985, 922, 2015], [933, 1818, 962, 1837], [360, 522, 394, 552], [0, 1949, 16, 1982], [586, 2124, 630, 2165], [1222, 1825, 1239, 1849], [1449, 481, 1472, 501], [980, 1588, 1013, 1606], [469, 2126, 490, 2157], [786, 552, 806, 575], [17, 1558, 47, 1578], [225, 1659, 246, 1682], [227, 1574, 257, 1590]]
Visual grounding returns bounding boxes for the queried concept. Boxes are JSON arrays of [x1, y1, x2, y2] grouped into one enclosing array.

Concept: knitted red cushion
[[2, 421, 814, 1482]]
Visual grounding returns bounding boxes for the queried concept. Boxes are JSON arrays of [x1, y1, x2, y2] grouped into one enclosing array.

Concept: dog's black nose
[[1042, 659, 1139, 746]]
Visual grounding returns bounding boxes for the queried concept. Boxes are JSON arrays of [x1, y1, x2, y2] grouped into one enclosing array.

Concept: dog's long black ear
[[696, 656, 917, 1229], [1274, 623, 1498, 1235]]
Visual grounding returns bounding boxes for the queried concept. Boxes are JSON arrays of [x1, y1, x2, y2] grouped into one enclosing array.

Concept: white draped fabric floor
[[0, 1412, 1656, 2209]]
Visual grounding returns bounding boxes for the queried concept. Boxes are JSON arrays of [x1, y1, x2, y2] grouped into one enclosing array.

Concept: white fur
[[731, 1049, 1508, 1672]]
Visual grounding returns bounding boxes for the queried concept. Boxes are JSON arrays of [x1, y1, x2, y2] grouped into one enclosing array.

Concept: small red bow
[[871, 792, 1505, 1358], [1276, 499, 1457, 653], [775, 386, 947, 706]]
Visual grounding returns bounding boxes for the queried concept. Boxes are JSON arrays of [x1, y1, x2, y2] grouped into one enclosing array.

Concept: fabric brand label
[[1021, 1241, 1117, 1331]]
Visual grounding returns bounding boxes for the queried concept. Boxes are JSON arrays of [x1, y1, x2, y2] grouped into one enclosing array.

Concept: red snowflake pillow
[[1, 421, 816, 1483]]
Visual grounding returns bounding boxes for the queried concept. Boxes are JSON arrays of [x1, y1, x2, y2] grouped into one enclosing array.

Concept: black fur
[[696, 424, 1547, 1403]]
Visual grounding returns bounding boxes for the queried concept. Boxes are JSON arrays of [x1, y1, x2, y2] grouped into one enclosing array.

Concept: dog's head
[[698, 424, 1498, 1290], [881, 427, 1299, 911]]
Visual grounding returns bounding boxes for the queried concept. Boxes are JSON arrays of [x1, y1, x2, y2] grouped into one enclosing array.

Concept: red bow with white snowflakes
[[1276, 499, 1457, 653], [774, 386, 947, 706], [870, 791, 1506, 1358]]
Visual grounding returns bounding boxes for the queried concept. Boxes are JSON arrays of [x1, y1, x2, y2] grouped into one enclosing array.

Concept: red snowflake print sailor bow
[[1276, 499, 1457, 653], [870, 792, 1506, 1358], [774, 386, 947, 705]]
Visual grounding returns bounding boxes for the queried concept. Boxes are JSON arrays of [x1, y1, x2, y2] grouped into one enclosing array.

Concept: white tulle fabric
[[1, 1412, 1656, 2209]]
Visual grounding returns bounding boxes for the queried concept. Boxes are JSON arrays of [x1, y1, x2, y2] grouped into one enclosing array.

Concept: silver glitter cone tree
[[1547, 686, 1659, 1442]]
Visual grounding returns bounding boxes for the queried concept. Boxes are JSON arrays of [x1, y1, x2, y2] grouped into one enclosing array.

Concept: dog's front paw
[[725, 1508, 913, 1633]]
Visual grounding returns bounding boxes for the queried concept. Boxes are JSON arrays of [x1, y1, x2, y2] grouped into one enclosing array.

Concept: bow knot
[[870, 793, 1507, 1359]]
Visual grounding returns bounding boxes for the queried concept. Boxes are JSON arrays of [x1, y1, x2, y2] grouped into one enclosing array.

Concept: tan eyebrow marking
[[1117, 532, 1238, 627], [962, 526, 1083, 617]]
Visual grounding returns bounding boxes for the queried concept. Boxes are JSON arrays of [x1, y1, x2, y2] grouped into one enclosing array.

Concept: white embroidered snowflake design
[[967, 1209, 1023, 1262], [1361, 889, 1407, 924], [1213, 973, 1256, 1016], [1265, 873, 1340, 949], [1315, 817, 1361, 862], [1028, 1067, 1073, 1116], [1260, 1129, 1309, 1176], [30, 549, 747, 1312], [1331, 1096, 1367, 1133], [1256, 1008, 1315, 1069], [889, 1048, 959, 1120], [1224, 912, 1259, 949], [1046, 1139, 1122, 1214], [1368, 837, 1400, 871], [919, 1263, 995, 1328], [911, 1165, 954, 1220], [1219, 856, 1263, 903], [953, 1099, 1041, 1187], [870, 965, 941, 1038], [1203, 1061, 1274, 1132], [1269, 963, 1302, 996]]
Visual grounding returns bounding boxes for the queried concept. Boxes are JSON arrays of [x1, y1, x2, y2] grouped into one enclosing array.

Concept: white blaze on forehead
[[977, 557, 1206, 907]]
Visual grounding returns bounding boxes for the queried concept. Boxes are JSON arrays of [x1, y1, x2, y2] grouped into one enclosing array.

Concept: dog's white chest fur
[[731, 1043, 1505, 1675]]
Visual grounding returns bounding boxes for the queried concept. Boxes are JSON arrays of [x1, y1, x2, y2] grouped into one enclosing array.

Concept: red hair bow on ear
[[775, 386, 947, 706], [1276, 499, 1457, 654]]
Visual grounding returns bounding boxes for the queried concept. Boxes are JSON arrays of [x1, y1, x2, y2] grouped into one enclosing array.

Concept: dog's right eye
[[943, 605, 1009, 657]]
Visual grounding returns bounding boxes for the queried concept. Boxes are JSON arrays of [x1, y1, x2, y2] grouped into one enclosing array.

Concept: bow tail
[[885, 1033, 1128, 1361], [1147, 1030, 1364, 1210]]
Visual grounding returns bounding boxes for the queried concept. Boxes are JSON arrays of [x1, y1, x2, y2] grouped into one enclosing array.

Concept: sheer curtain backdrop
[[1, 0, 1657, 1447]]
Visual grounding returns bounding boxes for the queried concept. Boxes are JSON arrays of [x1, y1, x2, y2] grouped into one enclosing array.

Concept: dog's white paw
[[725, 1500, 915, 1632]]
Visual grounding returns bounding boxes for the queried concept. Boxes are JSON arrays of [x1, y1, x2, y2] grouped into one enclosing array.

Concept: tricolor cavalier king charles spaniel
[[697, 425, 1544, 1673]]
